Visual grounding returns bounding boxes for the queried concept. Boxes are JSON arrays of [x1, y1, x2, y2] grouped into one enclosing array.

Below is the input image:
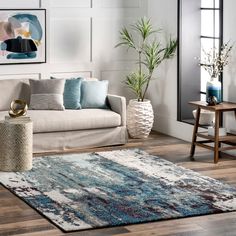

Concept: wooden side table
[[189, 101, 236, 163], [0, 119, 33, 171]]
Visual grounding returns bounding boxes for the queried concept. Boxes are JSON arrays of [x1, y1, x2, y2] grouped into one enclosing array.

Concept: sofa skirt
[[33, 126, 127, 153]]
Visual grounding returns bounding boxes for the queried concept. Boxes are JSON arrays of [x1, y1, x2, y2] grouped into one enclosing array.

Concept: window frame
[[200, 0, 223, 100]]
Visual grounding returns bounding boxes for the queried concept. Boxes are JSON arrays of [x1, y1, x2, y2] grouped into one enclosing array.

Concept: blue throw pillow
[[63, 78, 83, 109], [81, 80, 109, 109]]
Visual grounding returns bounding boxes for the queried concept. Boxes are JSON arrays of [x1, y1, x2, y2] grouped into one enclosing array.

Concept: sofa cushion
[[0, 79, 30, 111], [29, 79, 65, 110], [0, 109, 121, 133], [51, 77, 83, 109], [63, 78, 83, 109], [81, 80, 109, 109]]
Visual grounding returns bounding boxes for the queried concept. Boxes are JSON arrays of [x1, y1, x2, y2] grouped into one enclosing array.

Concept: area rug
[[0, 149, 236, 232]]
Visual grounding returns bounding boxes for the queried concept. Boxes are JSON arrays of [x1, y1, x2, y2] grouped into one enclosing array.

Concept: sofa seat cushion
[[0, 109, 121, 133]]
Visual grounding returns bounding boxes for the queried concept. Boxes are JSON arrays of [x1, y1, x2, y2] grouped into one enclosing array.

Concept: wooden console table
[[189, 101, 236, 163]]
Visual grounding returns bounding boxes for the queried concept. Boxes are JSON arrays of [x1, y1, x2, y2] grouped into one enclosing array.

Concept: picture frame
[[0, 9, 46, 65]]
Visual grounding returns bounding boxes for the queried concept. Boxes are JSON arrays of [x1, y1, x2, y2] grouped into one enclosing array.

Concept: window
[[178, 0, 223, 123], [200, 0, 223, 101]]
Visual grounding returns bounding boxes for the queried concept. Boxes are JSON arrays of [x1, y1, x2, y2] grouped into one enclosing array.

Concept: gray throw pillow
[[29, 79, 65, 110]]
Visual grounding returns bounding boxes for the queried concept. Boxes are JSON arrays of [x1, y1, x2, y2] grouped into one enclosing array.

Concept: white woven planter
[[127, 99, 154, 138]]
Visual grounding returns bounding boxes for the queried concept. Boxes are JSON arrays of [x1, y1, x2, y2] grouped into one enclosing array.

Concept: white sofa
[[0, 79, 127, 153]]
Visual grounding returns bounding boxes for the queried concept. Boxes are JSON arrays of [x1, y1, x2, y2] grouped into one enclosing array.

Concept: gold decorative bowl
[[9, 99, 28, 118]]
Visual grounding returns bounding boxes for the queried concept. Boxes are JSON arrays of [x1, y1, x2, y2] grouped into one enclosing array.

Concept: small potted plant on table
[[200, 42, 233, 105]]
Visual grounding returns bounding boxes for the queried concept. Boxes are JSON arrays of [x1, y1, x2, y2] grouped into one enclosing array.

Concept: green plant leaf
[[124, 72, 148, 100], [163, 38, 178, 59], [115, 17, 177, 100], [132, 17, 161, 41], [144, 41, 162, 71], [115, 27, 136, 49]]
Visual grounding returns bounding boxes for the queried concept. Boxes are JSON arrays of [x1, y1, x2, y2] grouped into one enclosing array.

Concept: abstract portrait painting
[[0, 9, 46, 64]]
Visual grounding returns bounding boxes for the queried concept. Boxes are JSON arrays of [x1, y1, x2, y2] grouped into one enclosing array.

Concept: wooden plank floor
[[1, 131, 236, 236]]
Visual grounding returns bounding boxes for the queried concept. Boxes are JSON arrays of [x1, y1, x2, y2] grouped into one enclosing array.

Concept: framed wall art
[[0, 9, 46, 65]]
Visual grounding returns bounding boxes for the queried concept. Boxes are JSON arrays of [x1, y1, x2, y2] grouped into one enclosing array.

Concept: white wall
[[0, 0, 147, 100], [147, 0, 194, 141], [0, 0, 209, 143], [147, 0, 236, 141], [1, 0, 234, 141], [223, 0, 236, 134]]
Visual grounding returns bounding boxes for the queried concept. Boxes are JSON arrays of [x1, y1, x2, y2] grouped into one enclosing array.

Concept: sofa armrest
[[107, 94, 126, 126]]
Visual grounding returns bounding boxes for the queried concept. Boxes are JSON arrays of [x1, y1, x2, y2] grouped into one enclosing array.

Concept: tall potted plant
[[116, 17, 177, 138]]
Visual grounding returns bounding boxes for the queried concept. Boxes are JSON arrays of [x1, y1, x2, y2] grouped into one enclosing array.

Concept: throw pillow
[[29, 79, 65, 110], [63, 78, 83, 109], [81, 80, 109, 109], [51, 77, 84, 109]]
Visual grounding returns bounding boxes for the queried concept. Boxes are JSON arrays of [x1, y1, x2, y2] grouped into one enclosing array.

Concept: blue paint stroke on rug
[[0, 149, 236, 232]]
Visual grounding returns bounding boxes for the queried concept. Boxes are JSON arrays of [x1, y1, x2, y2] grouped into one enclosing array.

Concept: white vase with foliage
[[116, 17, 177, 138], [200, 42, 233, 105]]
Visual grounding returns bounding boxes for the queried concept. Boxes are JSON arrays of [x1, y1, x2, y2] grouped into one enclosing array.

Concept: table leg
[[214, 110, 220, 164], [190, 107, 201, 160], [218, 111, 222, 158]]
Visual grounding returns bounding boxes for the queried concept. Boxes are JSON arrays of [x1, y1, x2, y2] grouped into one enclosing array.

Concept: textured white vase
[[127, 99, 154, 138]]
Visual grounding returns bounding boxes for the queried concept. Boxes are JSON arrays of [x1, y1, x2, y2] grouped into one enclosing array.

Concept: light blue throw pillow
[[63, 78, 83, 109], [81, 80, 109, 109]]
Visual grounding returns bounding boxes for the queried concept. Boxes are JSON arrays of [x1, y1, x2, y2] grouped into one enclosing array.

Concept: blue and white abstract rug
[[0, 149, 236, 232]]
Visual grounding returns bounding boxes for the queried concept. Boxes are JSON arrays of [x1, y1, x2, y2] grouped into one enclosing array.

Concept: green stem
[[141, 70, 153, 101], [138, 51, 142, 101]]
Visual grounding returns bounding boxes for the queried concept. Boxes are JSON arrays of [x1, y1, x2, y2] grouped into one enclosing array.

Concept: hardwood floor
[[1, 131, 236, 236]]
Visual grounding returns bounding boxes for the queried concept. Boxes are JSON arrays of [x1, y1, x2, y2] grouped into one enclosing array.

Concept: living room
[[0, 0, 236, 235]]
